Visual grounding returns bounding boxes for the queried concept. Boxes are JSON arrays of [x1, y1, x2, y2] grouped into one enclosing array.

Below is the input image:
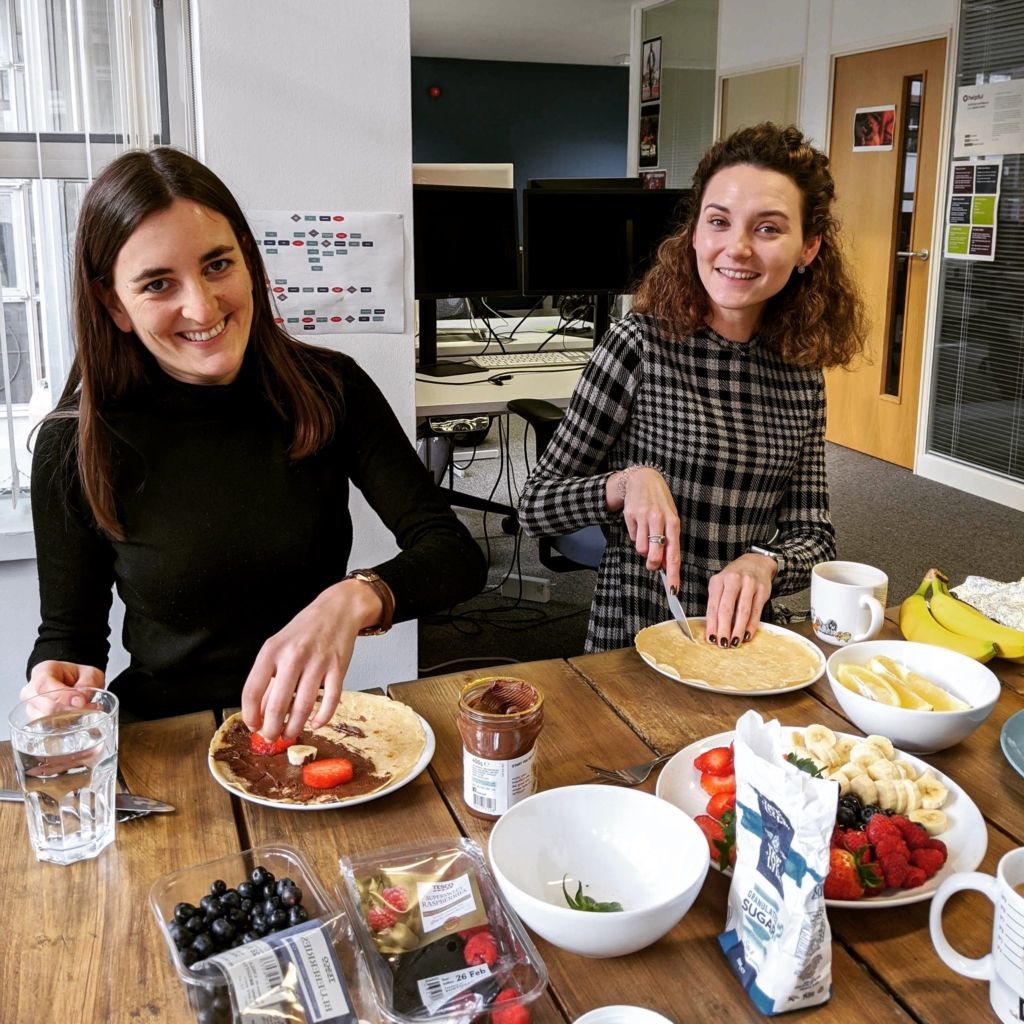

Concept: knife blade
[[0, 790, 175, 813], [659, 569, 696, 642]]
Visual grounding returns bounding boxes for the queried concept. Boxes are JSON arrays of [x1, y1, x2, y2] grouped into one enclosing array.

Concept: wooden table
[[2, 617, 1022, 1023]]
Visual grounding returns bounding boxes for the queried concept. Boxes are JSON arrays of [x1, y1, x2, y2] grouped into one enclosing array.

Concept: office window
[[0, 0, 193, 511]]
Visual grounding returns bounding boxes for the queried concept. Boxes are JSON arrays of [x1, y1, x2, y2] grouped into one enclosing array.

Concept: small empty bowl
[[574, 1007, 674, 1024], [488, 784, 708, 958], [826, 640, 1000, 753]]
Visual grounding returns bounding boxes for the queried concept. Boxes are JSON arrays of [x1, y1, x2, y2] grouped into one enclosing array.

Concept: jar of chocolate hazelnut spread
[[457, 676, 544, 820]]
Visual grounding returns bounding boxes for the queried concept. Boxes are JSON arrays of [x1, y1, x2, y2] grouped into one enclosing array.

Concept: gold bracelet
[[344, 568, 395, 636], [616, 463, 665, 501]]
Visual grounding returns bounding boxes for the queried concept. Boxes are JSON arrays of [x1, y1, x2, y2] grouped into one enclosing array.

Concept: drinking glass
[[8, 687, 119, 865]]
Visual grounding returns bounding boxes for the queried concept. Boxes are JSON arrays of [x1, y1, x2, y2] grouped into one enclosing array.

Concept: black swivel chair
[[507, 398, 606, 572]]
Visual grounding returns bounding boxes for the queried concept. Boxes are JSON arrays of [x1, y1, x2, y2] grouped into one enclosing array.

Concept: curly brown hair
[[632, 122, 867, 369]]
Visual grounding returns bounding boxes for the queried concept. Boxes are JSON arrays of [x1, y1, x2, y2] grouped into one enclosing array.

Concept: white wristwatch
[[749, 544, 784, 577]]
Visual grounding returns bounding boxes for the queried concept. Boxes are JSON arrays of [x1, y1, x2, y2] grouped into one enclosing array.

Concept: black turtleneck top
[[28, 350, 485, 718]]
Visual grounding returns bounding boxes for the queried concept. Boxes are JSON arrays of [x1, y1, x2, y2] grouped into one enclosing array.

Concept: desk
[[416, 363, 584, 419], [3, 620, 1021, 1022]]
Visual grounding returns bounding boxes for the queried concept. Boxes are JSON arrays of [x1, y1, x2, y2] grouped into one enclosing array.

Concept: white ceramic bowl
[[826, 640, 1000, 753], [487, 784, 708, 958], [574, 1008, 673, 1024]]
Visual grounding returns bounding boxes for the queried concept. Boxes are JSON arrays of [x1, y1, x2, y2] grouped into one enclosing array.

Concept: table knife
[[0, 790, 176, 813], [660, 569, 696, 642]]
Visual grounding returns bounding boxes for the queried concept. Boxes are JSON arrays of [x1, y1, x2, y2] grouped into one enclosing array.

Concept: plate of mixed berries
[[655, 725, 987, 908]]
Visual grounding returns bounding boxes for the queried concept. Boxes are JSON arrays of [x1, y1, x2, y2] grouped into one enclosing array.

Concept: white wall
[[0, 1, 418, 738]]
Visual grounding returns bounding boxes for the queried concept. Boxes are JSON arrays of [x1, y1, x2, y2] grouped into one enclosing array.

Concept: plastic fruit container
[[151, 843, 371, 1023]]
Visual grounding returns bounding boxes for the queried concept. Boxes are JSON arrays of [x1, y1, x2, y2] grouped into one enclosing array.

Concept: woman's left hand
[[704, 552, 778, 648], [241, 578, 387, 741]]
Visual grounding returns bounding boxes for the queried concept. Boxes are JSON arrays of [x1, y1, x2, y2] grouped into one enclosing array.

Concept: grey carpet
[[417, 418, 1024, 675]]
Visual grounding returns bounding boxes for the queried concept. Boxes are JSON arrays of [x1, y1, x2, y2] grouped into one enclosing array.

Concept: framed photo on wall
[[639, 104, 660, 167], [640, 169, 667, 189], [853, 105, 896, 151], [641, 36, 662, 103]]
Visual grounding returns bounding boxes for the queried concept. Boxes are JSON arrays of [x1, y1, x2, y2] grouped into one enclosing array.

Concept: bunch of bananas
[[899, 568, 1024, 662], [790, 726, 948, 834]]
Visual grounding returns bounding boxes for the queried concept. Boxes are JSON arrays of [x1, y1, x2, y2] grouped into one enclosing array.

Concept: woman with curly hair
[[518, 122, 867, 652]]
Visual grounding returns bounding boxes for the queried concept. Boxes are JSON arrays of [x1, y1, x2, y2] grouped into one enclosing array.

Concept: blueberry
[[210, 918, 236, 945], [181, 948, 199, 968], [239, 898, 253, 915], [250, 866, 270, 887], [268, 908, 288, 930], [227, 907, 247, 926], [219, 890, 240, 909], [262, 897, 281, 917], [288, 905, 309, 927], [237, 881, 257, 901], [251, 914, 268, 937], [280, 885, 302, 908], [210, 879, 227, 897], [191, 932, 215, 959], [262, 882, 277, 900], [169, 922, 190, 949], [859, 804, 883, 824], [275, 877, 296, 896], [185, 914, 206, 934], [174, 902, 198, 925], [241, 931, 260, 944], [199, 895, 222, 916], [836, 805, 859, 828]]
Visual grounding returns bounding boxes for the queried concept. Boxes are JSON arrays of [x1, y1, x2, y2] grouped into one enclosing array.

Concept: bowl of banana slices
[[826, 640, 1000, 753]]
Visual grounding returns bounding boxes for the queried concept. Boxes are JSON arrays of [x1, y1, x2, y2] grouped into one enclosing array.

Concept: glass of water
[[8, 688, 119, 865]]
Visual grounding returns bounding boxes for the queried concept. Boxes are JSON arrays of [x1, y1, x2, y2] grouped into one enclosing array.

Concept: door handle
[[895, 248, 929, 261]]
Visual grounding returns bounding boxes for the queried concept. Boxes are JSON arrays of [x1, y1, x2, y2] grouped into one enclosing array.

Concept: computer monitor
[[526, 177, 644, 190], [522, 187, 690, 340], [413, 184, 520, 376]]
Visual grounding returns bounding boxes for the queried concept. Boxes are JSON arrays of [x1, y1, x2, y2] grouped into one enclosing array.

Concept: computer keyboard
[[469, 350, 590, 370]]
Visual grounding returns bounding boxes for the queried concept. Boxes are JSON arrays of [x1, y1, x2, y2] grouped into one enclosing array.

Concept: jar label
[[463, 745, 536, 815]]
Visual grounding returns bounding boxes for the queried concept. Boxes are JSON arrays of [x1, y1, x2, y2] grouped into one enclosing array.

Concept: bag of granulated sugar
[[718, 710, 837, 1015]]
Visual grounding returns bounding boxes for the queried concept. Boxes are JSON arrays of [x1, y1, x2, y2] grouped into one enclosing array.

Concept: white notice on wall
[[248, 210, 404, 335], [953, 79, 1024, 158]]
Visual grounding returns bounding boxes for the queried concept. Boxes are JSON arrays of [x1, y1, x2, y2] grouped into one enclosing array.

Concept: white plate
[[656, 726, 987, 908], [208, 715, 436, 811], [636, 618, 826, 696]]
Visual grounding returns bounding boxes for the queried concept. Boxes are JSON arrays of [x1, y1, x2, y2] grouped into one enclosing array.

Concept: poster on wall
[[641, 36, 662, 103], [852, 105, 896, 151], [943, 157, 1002, 261], [953, 78, 1024, 157], [639, 105, 660, 168], [248, 210, 404, 334], [640, 169, 667, 189]]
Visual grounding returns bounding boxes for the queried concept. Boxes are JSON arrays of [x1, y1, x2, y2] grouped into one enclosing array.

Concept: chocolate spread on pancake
[[329, 719, 367, 738], [213, 718, 389, 802]]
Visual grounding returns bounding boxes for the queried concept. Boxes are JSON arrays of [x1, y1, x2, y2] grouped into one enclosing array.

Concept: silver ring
[[649, 534, 666, 545]]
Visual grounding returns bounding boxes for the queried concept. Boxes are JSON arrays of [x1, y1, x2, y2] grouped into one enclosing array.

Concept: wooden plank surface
[[0, 711, 237, 1024], [392, 660, 915, 1023]]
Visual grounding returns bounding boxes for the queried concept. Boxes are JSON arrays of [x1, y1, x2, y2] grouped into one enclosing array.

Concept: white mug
[[930, 848, 1024, 1024], [810, 561, 888, 646]]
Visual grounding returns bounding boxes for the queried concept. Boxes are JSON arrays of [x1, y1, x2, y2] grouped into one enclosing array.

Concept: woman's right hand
[[20, 661, 106, 711], [606, 467, 682, 592]]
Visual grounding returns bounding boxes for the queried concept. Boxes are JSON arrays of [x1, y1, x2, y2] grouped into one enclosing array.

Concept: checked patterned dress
[[517, 313, 837, 652]]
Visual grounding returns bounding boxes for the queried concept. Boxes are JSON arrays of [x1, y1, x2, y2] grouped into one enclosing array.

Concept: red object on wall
[[428, 85, 442, 99]]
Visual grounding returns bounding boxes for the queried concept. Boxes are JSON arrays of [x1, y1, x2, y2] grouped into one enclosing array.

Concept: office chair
[[507, 398, 606, 572]]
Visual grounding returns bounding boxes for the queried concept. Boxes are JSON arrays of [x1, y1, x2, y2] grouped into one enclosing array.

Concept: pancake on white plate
[[210, 690, 426, 805]]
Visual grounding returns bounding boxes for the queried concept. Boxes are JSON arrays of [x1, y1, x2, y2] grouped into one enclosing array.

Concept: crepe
[[635, 620, 823, 692], [209, 690, 427, 805]]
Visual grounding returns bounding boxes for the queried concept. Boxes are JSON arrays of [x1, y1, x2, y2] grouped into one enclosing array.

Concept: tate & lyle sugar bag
[[718, 710, 836, 1015]]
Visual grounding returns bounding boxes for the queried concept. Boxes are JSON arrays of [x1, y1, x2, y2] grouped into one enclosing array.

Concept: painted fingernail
[[719, 637, 728, 648], [744, 631, 751, 643], [730, 637, 740, 648], [670, 585, 678, 596], [708, 634, 717, 644]]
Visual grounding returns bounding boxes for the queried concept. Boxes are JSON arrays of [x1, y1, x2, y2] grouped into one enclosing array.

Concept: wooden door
[[825, 38, 946, 467]]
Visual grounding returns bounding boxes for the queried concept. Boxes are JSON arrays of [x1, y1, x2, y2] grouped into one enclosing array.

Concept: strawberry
[[696, 811, 736, 869], [464, 930, 498, 967], [694, 745, 734, 776], [367, 905, 396, 932], [700, 772, 736, 796], [492, 988, 530, 1024], [841, 829, 872, 860], [830, 825, 844, 848], [381, 885, 409, 912], [902, 865, 928, 889], [824, 847, 882, 901], [909, 847, 946, 878], [250, 731, 297, 756], [706, 791, 736, 819], [302, 757, 354, 788]]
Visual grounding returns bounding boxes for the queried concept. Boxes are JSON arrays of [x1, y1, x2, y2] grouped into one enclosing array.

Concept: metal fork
[[585, 751, 674, 786]]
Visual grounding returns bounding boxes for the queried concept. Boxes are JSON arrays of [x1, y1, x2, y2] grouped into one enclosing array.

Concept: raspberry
[[898, 821, 931, 850], [910, 847, 946, 878], [873, 834, 907, 859], [902, 865, 928, 889], [878, 853, 910, 888], [381, 885, 409, 912], [367, 905, 396, 932], [865, 814, 899, 845], [464, 930, 498, 967], [887, 814, 911, 832], [459, 924, 491, 941], [924, 838, 948, 857], [492, 988, 530, 1024]]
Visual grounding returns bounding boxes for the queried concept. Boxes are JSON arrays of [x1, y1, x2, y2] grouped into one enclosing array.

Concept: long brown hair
[[632, 122, 867, 368], [53, 147, 342, 539]]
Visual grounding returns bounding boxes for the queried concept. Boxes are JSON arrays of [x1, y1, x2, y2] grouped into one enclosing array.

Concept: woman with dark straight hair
[[25, 147, 485, 738], [518, 123, 868, 653]]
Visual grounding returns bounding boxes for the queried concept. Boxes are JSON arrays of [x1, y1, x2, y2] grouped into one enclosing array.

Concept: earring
[[796, 259, 806, 275]]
